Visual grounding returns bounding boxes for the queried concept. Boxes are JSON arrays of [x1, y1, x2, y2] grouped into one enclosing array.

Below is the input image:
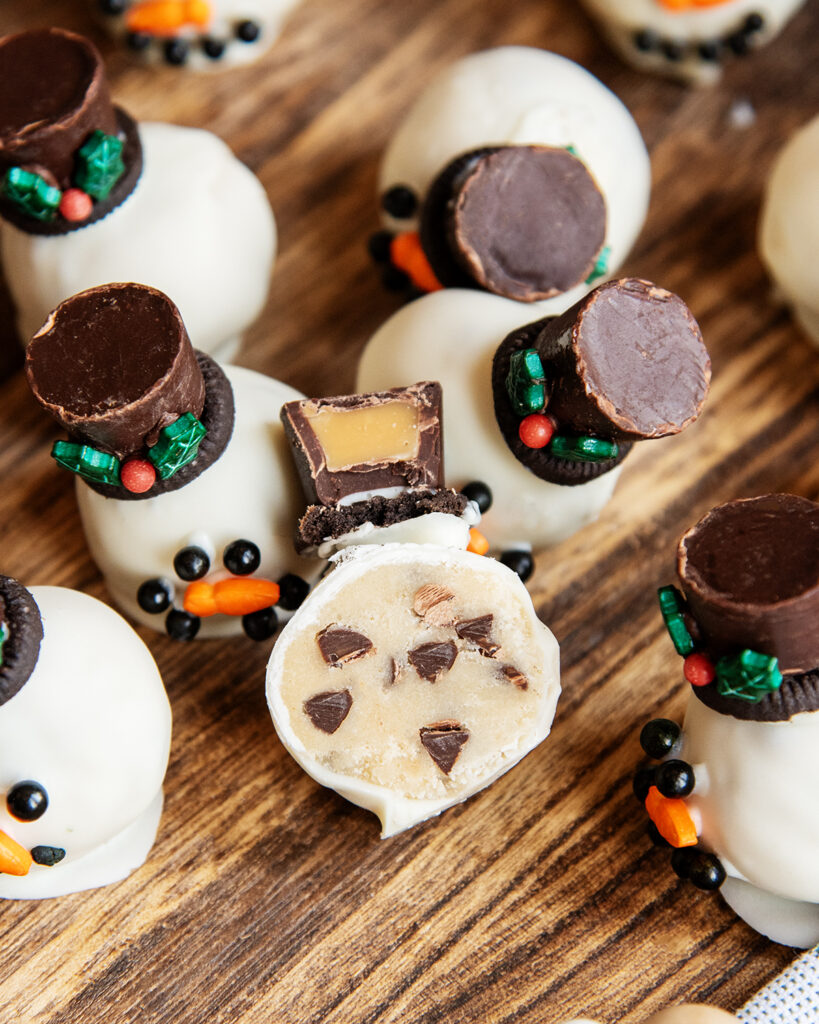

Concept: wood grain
[[1, 1, 818, 1022]]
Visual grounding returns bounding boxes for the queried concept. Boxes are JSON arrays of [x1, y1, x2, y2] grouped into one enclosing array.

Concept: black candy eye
[[137, 578, 173, 615], [381, 185, 418, 220], [223, 540, 261, 576], [174, 546, 211, 581], [277, 573, 310, 611], [7, 781, 48, 822]]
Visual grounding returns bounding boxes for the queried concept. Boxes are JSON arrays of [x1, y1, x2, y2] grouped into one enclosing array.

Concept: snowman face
[[93, 0, 301, 69], [0, 587, 170, 891], [375, 47, 650, 314], [76, 367, 322, 641]]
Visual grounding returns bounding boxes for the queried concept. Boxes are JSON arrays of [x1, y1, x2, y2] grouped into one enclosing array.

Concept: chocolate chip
[[455, 614, 499, 656], [408, 640, 458, 682], [412, 584, 455, 625], [303, 690, 353, 734], [420, 721, 470, 774], [501, 664, 528, 690], [316, 625, 374, 666]]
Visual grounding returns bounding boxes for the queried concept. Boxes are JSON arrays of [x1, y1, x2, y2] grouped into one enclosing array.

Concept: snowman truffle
[[0, 575, 171, 898], [370, 47, 650, 312], [267, 385, 560, 836], [758, 114, 819, 349], [0, 28, 275, 361], [579, 0, 805, 83], [93, 0, 301, 69], [636, 495, 819, 947], [26, 282, 320, 642], [358, 280, 710, 558]]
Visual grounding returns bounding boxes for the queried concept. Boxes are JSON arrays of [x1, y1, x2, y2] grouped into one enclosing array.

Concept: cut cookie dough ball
[[638, 495, 819, 947], [372, 47, 650, 313], [579, 0, 805, 84], [758, 114, 819, 348], [357, 283, 709, 552], [0, 29, 275, 362], [92, 0, 302, 70], [267, 544, 560, 836], [26, 283, 321, 642], [0, 577, 171, 899]]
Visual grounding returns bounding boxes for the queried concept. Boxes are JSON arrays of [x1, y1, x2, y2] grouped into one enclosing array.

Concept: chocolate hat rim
[[419, 144, 607, 302], [0, 576, 44, 708], [0, 107, 143, 236]]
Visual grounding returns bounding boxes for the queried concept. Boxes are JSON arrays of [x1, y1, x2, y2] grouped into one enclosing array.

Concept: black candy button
[[500, 550, 535, 584], [633, 766, 655, 803], [99, 0, 127, 13], [698, 40, 722, 62], [166, 609, 201, 642], [670, 848, 693, 879], [646, 822, 670, 848], [223, 540, 261, 576], [639, 718, 682, 760], [745, 12, 765, 32], [164, 38, 189, 65], [174, 546, 210, 582], [661, 39, 686, 62], [243, 607, 278, 641], [461, 481, 493, 513], [202, 37, 227, 60], [235, 20, 261, 42], [687, 851, 726, 891], [380, 185, 418, 220], [137, 579, 173, 615], [126, 32, 152, 51], [7, 781, 48, 822], [368, 230, 394, 265], [634, 29, 659, 52], [381, 265, 411, 293], [655, 759, 695, 799], [277, 574, 310, 611]]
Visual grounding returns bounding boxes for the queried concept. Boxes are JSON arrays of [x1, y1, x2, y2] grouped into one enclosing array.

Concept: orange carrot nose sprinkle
[[390, 232, 443, 294], [184, 577, 280, 618], [466, 528, 490, 556], [645, 786, 698, 848], [0, 831, 32, 877], [126, 0, 212, 34], [659, 0, 732, 8]]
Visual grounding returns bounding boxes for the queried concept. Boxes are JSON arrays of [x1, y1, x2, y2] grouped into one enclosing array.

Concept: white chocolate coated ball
[[759, 114, 819, 348], [379, 46, 650, 316], [0, 586, 171, 898], [357, 289, 623, 551], [2, 122, 276, 362], [77, 366, 323, 639]]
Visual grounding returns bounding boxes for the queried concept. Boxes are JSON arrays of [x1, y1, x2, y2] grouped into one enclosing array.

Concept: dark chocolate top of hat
[[0, 576, 43, 708], [0, 29, 141, 234], [678, 494, 819, 674], [419, 145, 606, 302], [491, 278, 710, 483], [27, 283, 206, 461]]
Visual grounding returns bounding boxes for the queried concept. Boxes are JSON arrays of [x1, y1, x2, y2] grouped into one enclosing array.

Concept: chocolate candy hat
[[660, 494, 819, 721], [0, 576, 43, 708], [281, 383, 469, 553], [0, 28, 142, 235], [26, 283, 234, 501], [492, 278, 711, 485], [418, 145, 607, 302]]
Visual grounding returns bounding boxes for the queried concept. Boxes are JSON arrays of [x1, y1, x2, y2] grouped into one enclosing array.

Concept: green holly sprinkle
[[506, 348, 548, 417], [657, 585, 695, 657], [2, 167, 62, 222], [148, 413, 207, 480], [52, 441, 122, 486], [550, 435, 619, 464], [74, 131, 125, 201], [586, 245, 612, 285], [715, 649, 783, 703]]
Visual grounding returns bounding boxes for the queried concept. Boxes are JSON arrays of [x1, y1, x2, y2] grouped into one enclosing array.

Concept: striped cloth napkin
[[738, 946, 819, 1023]]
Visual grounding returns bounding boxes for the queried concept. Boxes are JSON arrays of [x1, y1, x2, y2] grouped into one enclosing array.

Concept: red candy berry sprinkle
[[518, 413, 555, 449], [59, 188, 93, 223], [121, 459, 156, 494], [684, 652, 716, 687]]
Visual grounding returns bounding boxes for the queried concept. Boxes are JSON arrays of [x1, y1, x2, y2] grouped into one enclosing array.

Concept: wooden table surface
[[1, 2, 818, 1022]]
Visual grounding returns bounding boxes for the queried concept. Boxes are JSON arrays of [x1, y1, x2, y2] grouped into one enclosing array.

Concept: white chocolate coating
[[759, 114, 819, 349], [1, 122, 276, 362], [680, 694, 819, 946], [0, 586, 171, 898], [77, 366, 323, 639], [313, 508, 476, 559], [357, 289, 623, 551], [267, 544, 560, 837], [94, 0, 301, 70], [379, 46, 650, 315], [580, 0, 805, 83]]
